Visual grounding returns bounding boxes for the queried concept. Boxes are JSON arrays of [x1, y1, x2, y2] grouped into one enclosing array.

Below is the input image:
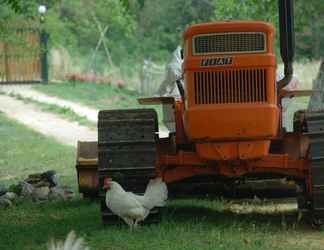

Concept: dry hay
[[224, 197, 297, 215]]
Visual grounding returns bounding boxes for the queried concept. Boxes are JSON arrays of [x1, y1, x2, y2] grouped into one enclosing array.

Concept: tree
[[213, 0, 323, 59], [138, 0, 215, 60], [1, 0, 21, 13]]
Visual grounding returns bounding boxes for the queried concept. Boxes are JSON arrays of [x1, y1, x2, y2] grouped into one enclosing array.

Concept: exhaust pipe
[[277, 0, 295, 90]]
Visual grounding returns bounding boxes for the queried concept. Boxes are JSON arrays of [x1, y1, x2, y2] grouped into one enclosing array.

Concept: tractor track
[[97, 109, 160, 224], [296, 110, 324, 224]]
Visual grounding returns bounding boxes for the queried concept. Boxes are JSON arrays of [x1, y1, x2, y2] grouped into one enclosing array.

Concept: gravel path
[[0, 94, 97, 146]]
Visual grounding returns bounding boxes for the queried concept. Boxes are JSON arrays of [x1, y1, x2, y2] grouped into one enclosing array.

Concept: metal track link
[[97, 109, 160, 225], [296, 110, 324, 225]]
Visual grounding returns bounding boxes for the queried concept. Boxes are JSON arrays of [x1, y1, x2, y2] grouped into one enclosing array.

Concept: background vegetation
[[1, 0, 323, 77]]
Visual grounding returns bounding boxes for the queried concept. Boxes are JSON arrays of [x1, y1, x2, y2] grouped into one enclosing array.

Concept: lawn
[[0, 112, 76, 187], [33, 82, 163, 124], [33, 82, 153, 111], [0, 111, 322, 250]]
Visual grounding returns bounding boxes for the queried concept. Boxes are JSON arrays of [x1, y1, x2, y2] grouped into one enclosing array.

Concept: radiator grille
[[194, 69, 267, 104], [193, 32, 266, 55]]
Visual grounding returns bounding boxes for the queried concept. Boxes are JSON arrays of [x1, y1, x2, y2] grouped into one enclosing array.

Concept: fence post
[[3, 43, 10, 82], [40, 29, 49, 84]]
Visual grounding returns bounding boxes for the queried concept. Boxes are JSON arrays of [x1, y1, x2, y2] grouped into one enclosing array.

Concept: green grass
[[0, 111, 323, 250], [33, 82, 159, 111], [0, 198, 313, 250], [33, 82, 164, 125], [0, 112, 76, 187], [8, 92, 96, 129]]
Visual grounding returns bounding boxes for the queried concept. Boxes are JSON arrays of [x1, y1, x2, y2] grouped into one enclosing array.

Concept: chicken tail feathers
[[143, 178, 168, 209], [48, 231, 90, 250]]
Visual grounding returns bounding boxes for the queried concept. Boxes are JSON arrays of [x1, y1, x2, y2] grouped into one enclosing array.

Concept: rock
[[41, 170, 59, 187], [32, 186, 50, 201], [48, 187, 62, 200], [25, 173, 43, 184], [25, 170, 59, 189], [0, 197, 12, 208], [4, 192, 17, 201], [49, 186, 74, 201], [28, 173, 43, 179], [0, 185, 7, 196], [20, 181, 35, 198], [33, 180, 51, 188]]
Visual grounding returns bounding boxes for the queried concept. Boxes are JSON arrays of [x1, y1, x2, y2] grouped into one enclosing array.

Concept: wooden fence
[[0, 21, 43, 84], [139, 59, 164, 95]]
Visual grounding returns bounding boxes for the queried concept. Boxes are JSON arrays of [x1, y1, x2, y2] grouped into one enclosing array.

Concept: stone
[[0, 185, 7, 196], [32, 180, 51, 188], [20, 181, 35, 198], [32, 186, 50, 201], [49, 186, 74, 201], [27, 173, 43, 179], [41, 170, 59, 187], [25, 173, 43, 184], [0, 197, 12, 208], [48, 187, 62, 200], [4, 192, 17, 201]]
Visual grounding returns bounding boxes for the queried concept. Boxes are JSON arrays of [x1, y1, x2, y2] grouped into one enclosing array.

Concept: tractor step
[[97, 109, 159, 225]]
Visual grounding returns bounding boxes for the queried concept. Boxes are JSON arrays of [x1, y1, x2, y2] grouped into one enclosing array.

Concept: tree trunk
[[308, 59, 324, 110]]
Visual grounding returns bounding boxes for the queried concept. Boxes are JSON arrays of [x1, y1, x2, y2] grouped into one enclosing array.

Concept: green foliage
[[1, 0, 22, 13], [1, 0, 323, 71], [214, 0, 277, 21], [213, 0, 323, 59], [138, 0, 215, 60], [294, 0, 324, 59]]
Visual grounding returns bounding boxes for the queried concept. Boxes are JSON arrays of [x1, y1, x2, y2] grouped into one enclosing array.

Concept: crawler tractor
[[76, 0, 324, 225]]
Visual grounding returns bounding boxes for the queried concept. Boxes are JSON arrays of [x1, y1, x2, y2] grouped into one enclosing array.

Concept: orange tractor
[[76, 0, 324, 225]]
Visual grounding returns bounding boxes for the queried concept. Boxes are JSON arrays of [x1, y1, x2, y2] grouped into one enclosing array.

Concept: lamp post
[[38, 5, 48, 84], [38, 5, 47, 20]]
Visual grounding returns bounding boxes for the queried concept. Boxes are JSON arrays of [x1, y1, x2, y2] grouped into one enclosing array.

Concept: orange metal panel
[[158, 150, 309, 183], [183, 104, 279, 141], [175, 101, 188, 145], [162, 166, 217, 183], [181, 21, 279, 143], [196, 140, 270, 161]]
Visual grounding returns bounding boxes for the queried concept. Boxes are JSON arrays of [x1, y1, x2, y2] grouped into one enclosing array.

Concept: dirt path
[[0, 85, 98, 122], [0, 84, 169, 137], [0, 94, 96, 146]]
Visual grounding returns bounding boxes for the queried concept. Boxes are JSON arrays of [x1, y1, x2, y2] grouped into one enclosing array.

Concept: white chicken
[[48, 231, 89, 250], [103, 177, 168, 229]]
